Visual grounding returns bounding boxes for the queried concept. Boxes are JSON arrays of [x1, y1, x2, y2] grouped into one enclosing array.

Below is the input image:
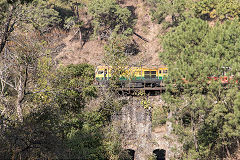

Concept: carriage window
[[159, 70, 162, 74], [163, 70, 167, 74], [151, 71, 156, 78], [144, 71, 150, 79], [98, 71, 104, 74], [144, 71, 157, 79]]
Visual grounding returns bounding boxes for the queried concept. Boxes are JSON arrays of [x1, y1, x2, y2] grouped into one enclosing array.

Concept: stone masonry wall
[[113, 96, 175, 160]]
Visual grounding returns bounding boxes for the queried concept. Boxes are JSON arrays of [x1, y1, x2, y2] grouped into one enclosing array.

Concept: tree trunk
[[191, 115, 199, 155], [16, 77, 24, 122], [71, 3, 83, 47], [0, 80, 7, 116], [193, 124, 199, 153], [79, 27, 83, 48], [225, 145, 231, 158], [16, 66, 28, 122], [167, 110, 173, 135], [0, 5, 16, 54]]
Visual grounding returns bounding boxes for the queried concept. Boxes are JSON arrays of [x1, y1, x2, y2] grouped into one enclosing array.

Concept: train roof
[[96, 65, 167, 69]]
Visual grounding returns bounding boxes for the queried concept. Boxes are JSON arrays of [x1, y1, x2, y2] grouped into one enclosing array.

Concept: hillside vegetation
[[1, 0, 240, 159]]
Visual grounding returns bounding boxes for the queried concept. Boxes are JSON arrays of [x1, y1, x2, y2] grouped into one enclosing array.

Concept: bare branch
[[0, 76, 16, 90]]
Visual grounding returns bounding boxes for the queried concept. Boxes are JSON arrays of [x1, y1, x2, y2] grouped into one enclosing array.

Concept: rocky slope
[[55, 0, 163, 67]]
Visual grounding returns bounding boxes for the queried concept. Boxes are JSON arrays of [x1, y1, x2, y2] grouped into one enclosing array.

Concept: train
[[95, 66, 168, 90], [95, 66, 238, 91]]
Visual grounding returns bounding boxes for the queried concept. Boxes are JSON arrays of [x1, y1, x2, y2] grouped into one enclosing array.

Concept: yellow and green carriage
[[95, 66, 168, 89]]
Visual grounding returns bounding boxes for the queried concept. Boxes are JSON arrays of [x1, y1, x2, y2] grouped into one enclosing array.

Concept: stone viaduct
[[113, 96, 180, 160]]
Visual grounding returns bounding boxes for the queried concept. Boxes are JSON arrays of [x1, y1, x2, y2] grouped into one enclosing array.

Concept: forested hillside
[[1, 0, 240, 159]]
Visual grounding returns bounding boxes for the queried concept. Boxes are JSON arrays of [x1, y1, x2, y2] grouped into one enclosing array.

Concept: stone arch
[[153, 149, 166, 160], [127, 149, 135, 160], [120, 149, 135, 160]]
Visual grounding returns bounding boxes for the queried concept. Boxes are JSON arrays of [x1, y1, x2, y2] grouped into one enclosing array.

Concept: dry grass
[[55, 31, 104, 66], [54, 0, 164, 67], [152, 125, 166, 133]]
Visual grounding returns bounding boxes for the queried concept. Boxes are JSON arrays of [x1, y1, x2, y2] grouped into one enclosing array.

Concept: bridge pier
[[112, 97, 179, 160]]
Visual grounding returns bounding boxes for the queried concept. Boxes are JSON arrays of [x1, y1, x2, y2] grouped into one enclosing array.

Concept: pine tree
[[88, 0, 135, 39], [148, 0, 189, 28], [160, 18, 240, 159]]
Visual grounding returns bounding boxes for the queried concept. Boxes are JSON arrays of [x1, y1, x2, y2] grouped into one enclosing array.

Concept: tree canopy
[[160, 18, 240, 159], [88, 0, 135, 39], [1, 0, 240, 159]]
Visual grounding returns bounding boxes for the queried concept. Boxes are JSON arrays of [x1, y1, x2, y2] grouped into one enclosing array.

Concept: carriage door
[[104, 69, 107, 80]]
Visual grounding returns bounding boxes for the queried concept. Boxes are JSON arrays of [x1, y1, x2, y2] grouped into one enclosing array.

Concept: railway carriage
[[95, 66, 168, 89]]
